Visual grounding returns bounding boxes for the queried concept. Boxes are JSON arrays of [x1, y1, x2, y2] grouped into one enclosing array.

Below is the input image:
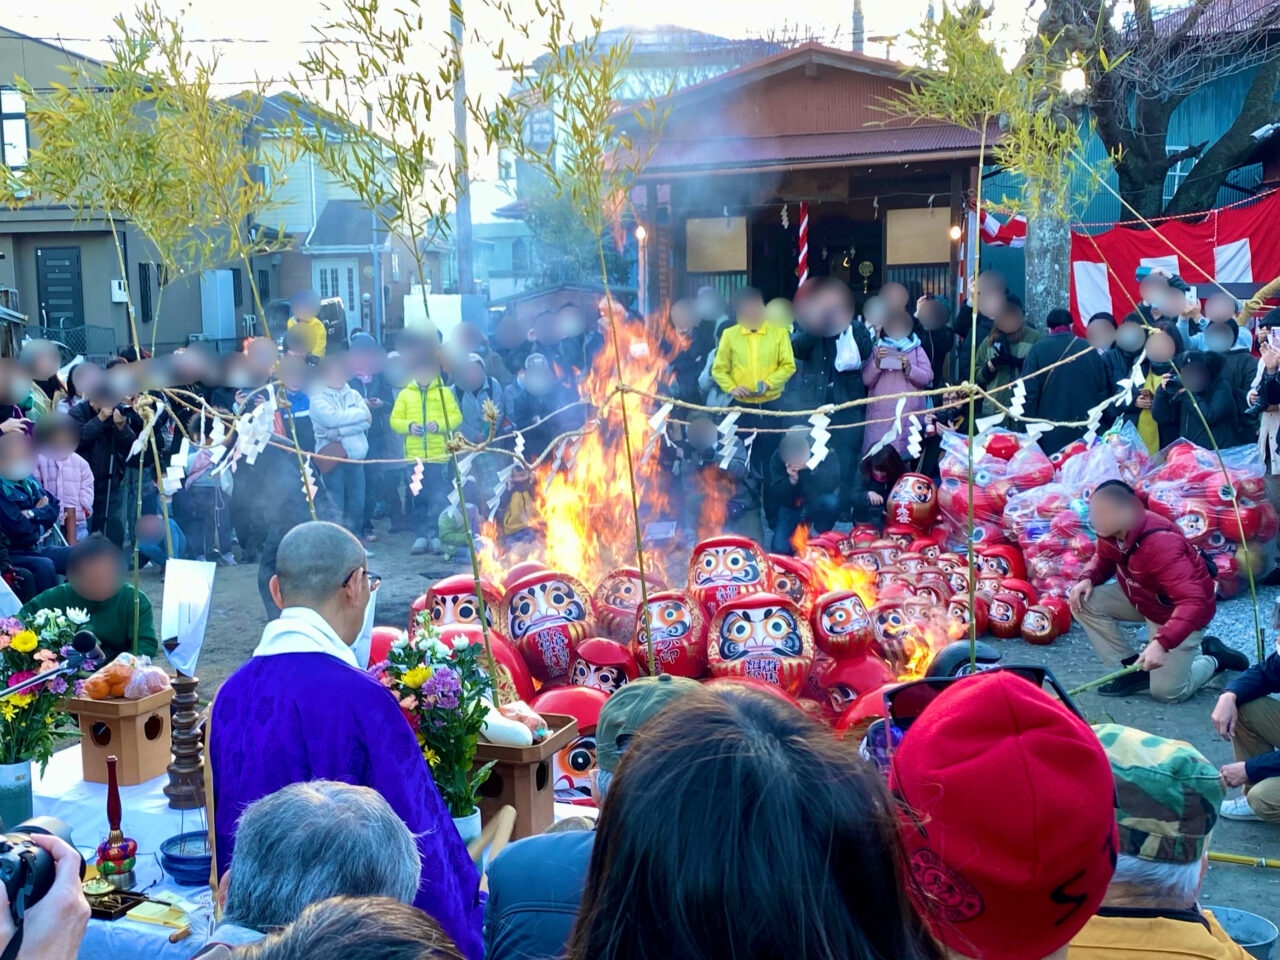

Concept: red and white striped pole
[[797, 202, 810, 285]]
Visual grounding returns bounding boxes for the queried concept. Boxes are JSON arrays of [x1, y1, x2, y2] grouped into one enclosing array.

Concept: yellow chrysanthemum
[[0, 702, 16, 722], [422, 747, 440, 768], [10, 631, 38, 654], [401, 665, 433, 689], [10, 693, 34, 708]]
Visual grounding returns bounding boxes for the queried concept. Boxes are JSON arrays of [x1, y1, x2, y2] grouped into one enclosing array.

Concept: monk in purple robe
[[210, 521, 483, 959]]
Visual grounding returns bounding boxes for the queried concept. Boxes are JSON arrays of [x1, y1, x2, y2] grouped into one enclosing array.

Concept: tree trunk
[[1024, 184, 1072, 325]]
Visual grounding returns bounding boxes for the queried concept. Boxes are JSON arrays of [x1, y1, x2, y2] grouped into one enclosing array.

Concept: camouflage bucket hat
[[1094, 724, 1223, 864]]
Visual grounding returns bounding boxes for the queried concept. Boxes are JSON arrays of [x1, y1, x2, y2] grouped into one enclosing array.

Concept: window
[[1163, 146, 1195, 206], [1, 87, 28, 169], [257, 268, 270, 303], [231, 267, 244, 308], [511, 238, 529, 273], [138, 262, 154, 325]]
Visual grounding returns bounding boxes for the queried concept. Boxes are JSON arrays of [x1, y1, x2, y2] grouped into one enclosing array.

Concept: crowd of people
[[13, 522, 1280, 960]]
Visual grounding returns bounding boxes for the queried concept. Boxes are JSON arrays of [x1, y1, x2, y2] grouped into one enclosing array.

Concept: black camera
[[0, 816, 82, 921]]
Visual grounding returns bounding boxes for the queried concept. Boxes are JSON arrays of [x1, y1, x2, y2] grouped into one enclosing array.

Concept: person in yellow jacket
[[389, 352, 462, 555], [286, 289, 327, 358], [710, 286, 796, 470]]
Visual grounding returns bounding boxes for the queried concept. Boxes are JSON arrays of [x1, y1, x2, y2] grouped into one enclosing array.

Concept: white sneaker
[[1220, 794, 1262, 821], [411, 537, 429, 555]]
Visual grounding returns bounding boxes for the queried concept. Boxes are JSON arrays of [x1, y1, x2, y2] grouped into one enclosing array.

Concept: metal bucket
[[1207, 906, 1279, 959]]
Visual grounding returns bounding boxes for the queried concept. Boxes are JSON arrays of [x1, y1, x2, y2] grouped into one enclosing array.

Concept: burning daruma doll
[[504, 570, 595, 682], [707, 593, 815, 696], [593, 567, 667, 641], [688, 535, 769, 618], [631, 590, 709, 678]]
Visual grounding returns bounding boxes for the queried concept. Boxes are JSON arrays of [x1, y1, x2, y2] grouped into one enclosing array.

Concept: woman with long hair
[[567, 685, 944, 960]]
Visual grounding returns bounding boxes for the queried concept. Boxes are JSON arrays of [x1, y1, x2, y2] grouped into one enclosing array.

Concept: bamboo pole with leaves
[[471, 0, 670, 671], [882, 3, 1111, 667], [293, 0, 507, 690]]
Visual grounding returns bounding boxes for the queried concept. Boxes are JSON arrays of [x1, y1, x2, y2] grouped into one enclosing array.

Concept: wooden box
[[67, 689, 175, 786], [472, 713, 578, 840]]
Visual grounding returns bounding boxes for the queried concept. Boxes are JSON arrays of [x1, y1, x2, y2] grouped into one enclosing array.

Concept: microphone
[[72, 630, 103, 662]]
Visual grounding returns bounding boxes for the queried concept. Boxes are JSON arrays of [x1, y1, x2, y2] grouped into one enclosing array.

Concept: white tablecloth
[[35, 745, 595, 960], [34, 745, 214, 960]]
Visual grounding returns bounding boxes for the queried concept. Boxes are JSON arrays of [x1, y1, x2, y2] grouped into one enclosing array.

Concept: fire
[[476, 304, 680, 589], [792, 523, 959, 681]]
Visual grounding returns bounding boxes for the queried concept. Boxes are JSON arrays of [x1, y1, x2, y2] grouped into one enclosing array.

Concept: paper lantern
[[504, 570, 595, 682], [707, 593, 815, 696]]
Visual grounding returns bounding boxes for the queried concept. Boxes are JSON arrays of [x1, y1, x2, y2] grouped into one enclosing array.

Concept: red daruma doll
[[503, 570, 596, 682], [569, 637, 639, 694], [887, 473, 939, 531], [707, 593, 815, 696], [630, 591, 709, 679], [687, 535, 769, 618], [593, 567, 666, 641]]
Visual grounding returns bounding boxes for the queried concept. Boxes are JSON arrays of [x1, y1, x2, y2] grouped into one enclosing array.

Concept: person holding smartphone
[[861, 310, 933, 458], [974, 300, 1041, 420], [1247, 308, 1280, 523]]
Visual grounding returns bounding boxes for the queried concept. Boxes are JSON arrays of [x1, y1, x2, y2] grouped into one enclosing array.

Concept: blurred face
[[1088, 493, 1129, 538], [781, 438, 810, 468], [456, 360, 485, 393], [452, 322, 484, 353], [883, 312, 913, 340], [687, 418, 717, 450], [917, 300, 946, 331], [495, 316, 526, 350], [976, 273, 1006, 319], [44, 428, 78, 460], [1086, 319, 1116, 351], [1180, 363, 1209, 393], [995, 307, 1024, 335], [557, 307, 587, 339], [670, 301, 697, 335], [322, 358, 349, 390], [25, 344, 60, 380], [862, 297, 887, 331], [136, 514, 164, 543], [1203, 322, 1234, 354], [1115, 322, 1146, 353], [1146, 329, 1177, 363], [225, 358, 254, 390], [736, 297, 765, 329], [1138, 275, 1165, 307], [350, 344, 384, 377], [70, 362, 104, 399], [0, 435, 35, 482], [532, 314, 559, 346], [246, 338, 279, 378], [384, 356, 409, 389], [291, 290, 320, 321], [278, 357, 308, 392], [413, 360, 441, 386], [696, 290, 725, 322], [70, 554, 124, 603], [1205, 294, 1237, 324], [880, 282, 908, 312]]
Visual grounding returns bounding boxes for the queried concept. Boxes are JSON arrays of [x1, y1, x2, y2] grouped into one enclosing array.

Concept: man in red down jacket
[[1069, 479, 1248, 701]]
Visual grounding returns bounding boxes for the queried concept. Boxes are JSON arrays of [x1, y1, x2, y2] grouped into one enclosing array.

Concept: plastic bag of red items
[[1002, 434, 1131, 599], [936, 428, 1055, 552], [1136, 439, 1277, 599]]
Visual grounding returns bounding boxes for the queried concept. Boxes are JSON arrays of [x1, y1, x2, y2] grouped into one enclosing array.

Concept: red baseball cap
[[889, 672, 1117, 960]]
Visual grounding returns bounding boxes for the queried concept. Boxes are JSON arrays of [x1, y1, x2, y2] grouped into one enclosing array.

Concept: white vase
[[0, 760, 33, 830], [451, 809, 482, 844]]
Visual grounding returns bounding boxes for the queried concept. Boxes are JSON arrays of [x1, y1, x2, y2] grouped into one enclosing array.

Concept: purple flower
[[73, 679, 88, 698], [48, 677, 68, 695], [60, 645, 76, 659]]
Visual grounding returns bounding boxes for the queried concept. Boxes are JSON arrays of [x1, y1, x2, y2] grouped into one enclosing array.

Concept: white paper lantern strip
[[409, 457, 425, 497], [301, 455, 319, 501], [1082, 400, 1110, 445], [807, 412, 831, 469], [1009, 379, 1027, 420], [906, 415, 924, 460], [974, 413, 1004, 434]]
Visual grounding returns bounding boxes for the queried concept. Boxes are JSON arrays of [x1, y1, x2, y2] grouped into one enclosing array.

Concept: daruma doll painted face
[[504, 571, 595, 682], [888, 473, 938, 530], [569, 637, 639, 694], [707, 593, 814, 696], [811, 589, 873, 660], [593, 567, 666, 641], [688, 535, 768, 618], [424, 574, 503, 633], [631, 590, 709, 679]]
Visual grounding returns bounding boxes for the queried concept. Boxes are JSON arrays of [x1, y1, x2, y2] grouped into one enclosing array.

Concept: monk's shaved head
[[275, 522, 367, 608]]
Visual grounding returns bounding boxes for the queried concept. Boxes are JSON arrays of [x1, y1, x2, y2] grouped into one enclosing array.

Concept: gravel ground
[[133, 542, 1280, 930]]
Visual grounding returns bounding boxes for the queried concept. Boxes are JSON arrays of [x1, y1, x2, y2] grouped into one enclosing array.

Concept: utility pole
[[367, 104, 386, 340], [451, 5, 475, 297]]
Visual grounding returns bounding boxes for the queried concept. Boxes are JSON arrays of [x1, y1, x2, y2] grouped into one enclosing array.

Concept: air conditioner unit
[[110, 279, 129, 303]]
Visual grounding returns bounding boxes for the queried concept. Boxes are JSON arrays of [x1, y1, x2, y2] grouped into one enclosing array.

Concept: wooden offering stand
[[472, 713, 578, 841], [67, 688, 174, 786]]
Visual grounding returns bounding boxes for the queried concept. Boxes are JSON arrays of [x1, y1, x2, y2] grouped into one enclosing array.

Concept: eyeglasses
[[341, 567, 382, 590], [885, 665, 1083, 735]]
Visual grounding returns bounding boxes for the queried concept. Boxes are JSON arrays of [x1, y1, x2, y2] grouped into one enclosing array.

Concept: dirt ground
[[136, 529, 1280, 929]]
